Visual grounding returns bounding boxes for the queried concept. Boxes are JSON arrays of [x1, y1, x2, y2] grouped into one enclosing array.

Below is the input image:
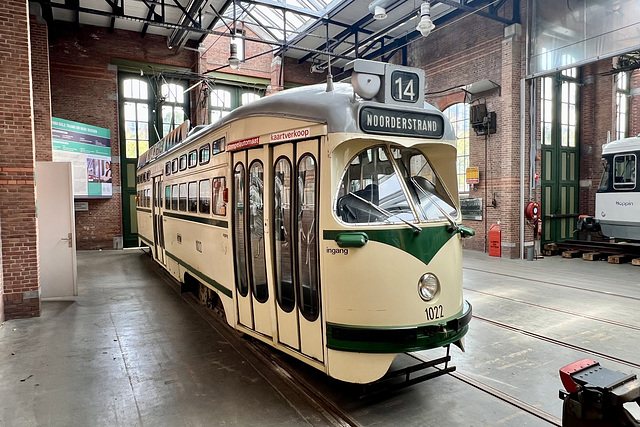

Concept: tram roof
[[602, 137, 640, 155], [140, 82, 457, 168], [190, 82, 455, 141]]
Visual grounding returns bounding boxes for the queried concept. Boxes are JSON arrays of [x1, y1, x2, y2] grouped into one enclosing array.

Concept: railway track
[[409, 352, 562, 426], [151, 259, 359, 427], [465, 287, 640, 331]]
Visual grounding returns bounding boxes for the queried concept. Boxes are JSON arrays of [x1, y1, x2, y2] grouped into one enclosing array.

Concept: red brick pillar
[[0, 0, 41, 319], [630, 70, 640, 138], [268, 56, 284, 95], [498, 23, 524, 258], [31, 14, 52, 162]]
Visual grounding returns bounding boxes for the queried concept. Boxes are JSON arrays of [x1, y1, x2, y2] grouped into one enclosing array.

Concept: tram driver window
[[613, 154, 636, 190]]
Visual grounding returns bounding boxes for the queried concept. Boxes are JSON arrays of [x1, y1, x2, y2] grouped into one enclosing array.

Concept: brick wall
[[0, 0, 41, 319], [409, 3, 527, 257], [579, 60, 616, 216], [31, 15, 52, 162], [48, 24, 196, 249], [630, 69, 640, 138]]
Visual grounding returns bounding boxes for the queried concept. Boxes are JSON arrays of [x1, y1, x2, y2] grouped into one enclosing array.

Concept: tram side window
[[213, 137, 226, 155], [212, 177, 226, 215], [273, 157, 295, 313], [613, 154, 636, 190], [171, 184, 178, 210], [171, 159, 178, 174], [297, 154, 319, 322], [188, 150, 197, 168], [188, 181, 197, 212], [179, 183, 187, 211], [165, 162, 172, 175], [199, 179, 211, 214], [165, 185, 171, 209], [179, 155, 187, 171], [199, 144, 210, 165], [146, 188, 151, 207]]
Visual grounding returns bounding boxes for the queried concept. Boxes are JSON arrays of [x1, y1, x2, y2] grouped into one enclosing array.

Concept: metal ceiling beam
[[296, 0, 402, 64], [32, 0, 356, 60], [435, 0, 518, 25]]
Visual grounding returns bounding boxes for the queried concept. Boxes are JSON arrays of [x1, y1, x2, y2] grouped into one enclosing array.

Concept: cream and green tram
[[136, 60, 473, 385]]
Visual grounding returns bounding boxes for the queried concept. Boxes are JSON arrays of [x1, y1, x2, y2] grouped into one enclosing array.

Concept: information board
[[460, 198, 483, 221], [52, 118, 112, 198]]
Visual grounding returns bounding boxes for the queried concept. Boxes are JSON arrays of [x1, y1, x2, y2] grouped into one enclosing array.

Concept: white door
[[37, 162, 78, 298]]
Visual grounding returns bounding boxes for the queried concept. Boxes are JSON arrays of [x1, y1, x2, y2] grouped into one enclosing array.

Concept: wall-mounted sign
[[460, 198, 483, 221], [359, 106, 444, 138], [52, 117, 112, 199], [466, 167, 479, 184], [74, 201, 89, 212]]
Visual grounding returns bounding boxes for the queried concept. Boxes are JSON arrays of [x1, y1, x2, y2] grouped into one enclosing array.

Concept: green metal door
[[540, 70, 580, 244]]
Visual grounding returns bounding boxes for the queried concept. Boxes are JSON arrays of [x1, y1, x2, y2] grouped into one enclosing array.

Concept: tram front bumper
[[326, 300, 472, 353]]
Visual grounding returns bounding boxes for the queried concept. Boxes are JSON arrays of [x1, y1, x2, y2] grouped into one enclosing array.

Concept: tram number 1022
[[426, 304, 444, 321], [391, 70, 420, 103]]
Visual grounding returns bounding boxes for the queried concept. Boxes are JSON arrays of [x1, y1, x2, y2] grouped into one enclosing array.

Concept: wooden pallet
[[632, 258, 640, 266]]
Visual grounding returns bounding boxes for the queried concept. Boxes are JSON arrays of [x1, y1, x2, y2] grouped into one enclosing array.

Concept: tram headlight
[[418, 273, 439, 301]]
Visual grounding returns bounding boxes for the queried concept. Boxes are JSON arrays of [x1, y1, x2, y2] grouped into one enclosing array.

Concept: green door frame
[[540, 70, 580, 244], [118, 72, 190, 248]]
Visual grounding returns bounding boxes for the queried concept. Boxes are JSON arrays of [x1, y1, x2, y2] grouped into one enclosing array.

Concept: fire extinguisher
[[536, 218, 542, 235]]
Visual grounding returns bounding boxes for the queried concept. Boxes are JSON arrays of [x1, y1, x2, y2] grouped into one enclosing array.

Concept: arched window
[[443, 103, 470, 193]]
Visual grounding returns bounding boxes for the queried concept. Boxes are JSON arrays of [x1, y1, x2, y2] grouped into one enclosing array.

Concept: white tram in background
[[594, 136, 640, 240], [136, 59, 473, 384]]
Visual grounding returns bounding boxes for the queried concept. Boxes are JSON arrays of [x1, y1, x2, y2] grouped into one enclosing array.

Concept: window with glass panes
[[161, 83, 186, 137], [209, 84, 263, 124], [123, 79, 150, 159], [616, 72, 630, 140], [443, 103, 470, 193]]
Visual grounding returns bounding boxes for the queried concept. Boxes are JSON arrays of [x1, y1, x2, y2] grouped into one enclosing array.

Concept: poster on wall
[[52, 117, 112, 198]]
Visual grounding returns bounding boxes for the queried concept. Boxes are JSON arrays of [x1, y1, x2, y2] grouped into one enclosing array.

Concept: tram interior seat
[[336, 184, 379, 223]]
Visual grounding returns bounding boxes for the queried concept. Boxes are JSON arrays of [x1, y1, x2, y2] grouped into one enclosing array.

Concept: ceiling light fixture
[[228, 42, 240, 70], [373, 5, 387, 19], [416, 1, 435, 37]]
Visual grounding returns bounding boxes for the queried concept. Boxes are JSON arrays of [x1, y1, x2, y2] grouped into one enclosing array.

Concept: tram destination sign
[[359, 106, 444, 138]]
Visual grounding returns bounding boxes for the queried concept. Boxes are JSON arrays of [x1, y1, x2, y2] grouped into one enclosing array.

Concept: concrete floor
[[0, 249, 330, 427], [2, 248, 639, 426]]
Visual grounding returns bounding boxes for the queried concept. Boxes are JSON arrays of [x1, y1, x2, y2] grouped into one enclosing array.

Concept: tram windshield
[[336, 145, 457, 225]]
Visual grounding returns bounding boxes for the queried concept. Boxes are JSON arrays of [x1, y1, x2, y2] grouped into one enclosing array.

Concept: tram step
[[562, 250, 583, 258], [608, 254, 630, 264]]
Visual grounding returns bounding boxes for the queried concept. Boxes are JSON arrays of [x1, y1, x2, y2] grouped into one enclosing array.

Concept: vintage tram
[[136, 59, 473, 384]]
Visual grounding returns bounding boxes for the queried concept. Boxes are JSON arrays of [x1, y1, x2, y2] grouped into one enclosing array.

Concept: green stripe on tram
[[139, 235, 153, 247], [165, 250, 232, 298], [163, 211, 228, 228], [323, 226, 454, 264]]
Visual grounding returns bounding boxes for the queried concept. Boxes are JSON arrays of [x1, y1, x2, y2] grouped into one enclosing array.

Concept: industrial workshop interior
[[1, 0, 640, 425]]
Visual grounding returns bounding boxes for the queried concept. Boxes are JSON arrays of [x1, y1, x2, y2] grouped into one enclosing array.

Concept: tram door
[[272, 140, 323, 362], [152, 177, 165, 265], [232, 149, 272, 337]]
